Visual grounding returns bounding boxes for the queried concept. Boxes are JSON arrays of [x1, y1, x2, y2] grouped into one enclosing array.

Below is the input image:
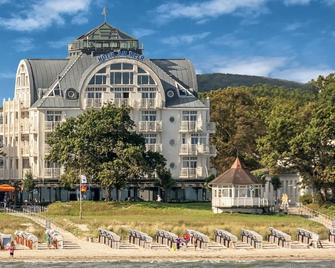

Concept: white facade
[[0, 23, 216, 202]]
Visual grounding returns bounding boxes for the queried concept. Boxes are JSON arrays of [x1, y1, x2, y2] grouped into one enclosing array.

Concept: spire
[[102, 6, 109, 23], [231, 157, 242, 169]]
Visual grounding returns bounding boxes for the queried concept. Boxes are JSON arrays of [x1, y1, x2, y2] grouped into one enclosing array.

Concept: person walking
[[7, 241, 15, 258]]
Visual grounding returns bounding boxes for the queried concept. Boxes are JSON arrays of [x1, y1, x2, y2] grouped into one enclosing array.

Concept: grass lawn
[[0, 213, 45, 240], [45, 201, 328, 240]]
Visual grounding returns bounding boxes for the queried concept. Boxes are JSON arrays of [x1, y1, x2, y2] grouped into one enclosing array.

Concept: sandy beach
[[1, 246, 335, 263]]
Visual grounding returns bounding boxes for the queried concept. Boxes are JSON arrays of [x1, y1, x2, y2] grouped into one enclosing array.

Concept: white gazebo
[[209, 158, 269, 213]]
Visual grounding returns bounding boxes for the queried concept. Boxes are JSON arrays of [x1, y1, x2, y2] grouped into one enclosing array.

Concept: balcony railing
[[180, 121, 203, 132], [179, 144, 197, 155], [45, 121, 61, 131], [44, 144, 50, 154], [20, 145, 30, 156], [180, 167, 204, 179], [113, 98, 129, 107], [44, 168, 61, 178], [145, 144, 162, 153], [86, 98, 102, 108], [207, 122, 216, 133], [138, 121, 162, 132], [134, 99, 161, 109]]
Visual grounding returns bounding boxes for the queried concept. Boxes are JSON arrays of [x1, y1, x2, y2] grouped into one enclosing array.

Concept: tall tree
[[47, 104, 166, 200], [207, 88, 265, 172]]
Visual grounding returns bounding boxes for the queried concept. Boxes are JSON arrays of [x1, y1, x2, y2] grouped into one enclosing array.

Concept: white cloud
[[155, 0, 267, 22], [205, 56, 287, 77], [71, 13, 89, 25], [15, 38, 34, 52], [284, 22, 305, 31], [0, 0, 9, 4], [47, 36, 74, 49], [273, 67, 335, 82], [0, 0, 92, 31], [284, 0, 312, 5], [132, 28, 156, 38], [0, 72, 15, 79], [162, 32, 211, 46]]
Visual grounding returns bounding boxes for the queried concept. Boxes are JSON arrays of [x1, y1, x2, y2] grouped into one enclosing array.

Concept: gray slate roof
[[25, 59, 68, 104], [27, 54, 203, 109]]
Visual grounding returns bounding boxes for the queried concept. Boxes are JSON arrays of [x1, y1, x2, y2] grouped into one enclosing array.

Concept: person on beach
[[183, 233, 190, 246], [6, 241, 15, 258], [176, 237, 181, 250]]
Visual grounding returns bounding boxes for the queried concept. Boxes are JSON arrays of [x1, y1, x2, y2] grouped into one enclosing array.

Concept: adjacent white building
[[0, 23, 216, 203]]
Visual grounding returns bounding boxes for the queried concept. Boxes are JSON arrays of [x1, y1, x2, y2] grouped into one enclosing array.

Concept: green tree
[[22, 171, 35, 203], [47, 104, 166, 201], [206, 88, 265, 172]]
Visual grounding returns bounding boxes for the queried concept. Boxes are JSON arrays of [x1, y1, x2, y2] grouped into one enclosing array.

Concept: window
[[141, 111, 156, 121], [110, 72, 133, 85], [142, 92, 156, 99], [138, 75, 155, 85], [86, 87, 105, 99], [143, 134, 157, 144], [46, 111, 62, 122], [113, 88, 130, 99], [182, 156, 197, 168], [182, 111, 197, 121], [45, 160, 60, 168], [89, 74, 107, 85]]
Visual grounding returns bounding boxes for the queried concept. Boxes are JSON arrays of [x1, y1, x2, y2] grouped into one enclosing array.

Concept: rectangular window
[[115, 72, 122, 84], [143, 134, 157, 144], [141, 111, 156, 121], [46, 111, 62, 122], [141, 92, 156, 99], [182, 111, 197, 121], [182, 156, 197, 168]]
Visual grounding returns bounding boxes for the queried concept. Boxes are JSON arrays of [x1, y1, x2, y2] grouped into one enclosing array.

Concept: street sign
[[80, 175, 87, 184]]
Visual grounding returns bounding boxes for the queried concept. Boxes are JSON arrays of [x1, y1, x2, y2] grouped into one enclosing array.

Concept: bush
[[299, 193, 313, 205]]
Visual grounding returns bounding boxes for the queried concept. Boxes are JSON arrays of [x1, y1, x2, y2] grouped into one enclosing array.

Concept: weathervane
[[102, 6, 109, 22]]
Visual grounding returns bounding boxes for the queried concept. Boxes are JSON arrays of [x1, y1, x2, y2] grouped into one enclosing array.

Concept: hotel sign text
[[97, 51, 145, 63]]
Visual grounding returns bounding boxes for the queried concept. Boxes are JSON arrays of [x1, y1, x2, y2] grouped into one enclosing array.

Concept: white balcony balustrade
[[180, 167, 204, 179], [134, 99, 161, 109], [212, 197, 269, 208], [113, 98, 129, 107], [44, 168, 61, 178], [20, 144, 30, 156], [86, 98, 102, 108], [145, 144, 162, 153], [138, 121, 162, 132], [207, 122, 216, 133], [180, 121, 203, 132], [179, 144, 217, 156], [45, 121, 61, 131]]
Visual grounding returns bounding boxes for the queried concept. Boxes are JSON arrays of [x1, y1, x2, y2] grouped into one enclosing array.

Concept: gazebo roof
[[209, 158, 261, 186]]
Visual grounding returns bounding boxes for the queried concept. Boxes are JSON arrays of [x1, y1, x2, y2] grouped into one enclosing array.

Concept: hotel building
[[0, 23, 216, 202]]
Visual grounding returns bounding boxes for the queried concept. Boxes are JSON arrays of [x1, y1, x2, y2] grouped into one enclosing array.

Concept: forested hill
[[197, 73, 311, 91]]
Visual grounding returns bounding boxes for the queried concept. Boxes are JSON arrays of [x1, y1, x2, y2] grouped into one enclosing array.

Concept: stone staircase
[[235, 241, 253, 249], [207, 242, 226, 250]]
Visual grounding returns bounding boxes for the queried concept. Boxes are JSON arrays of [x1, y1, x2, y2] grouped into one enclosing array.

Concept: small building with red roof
[[209, 157, 269, 213]]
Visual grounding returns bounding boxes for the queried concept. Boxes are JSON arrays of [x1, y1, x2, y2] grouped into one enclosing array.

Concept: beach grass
[[44, 201, 329, 240], [0, 213, 45, 239]]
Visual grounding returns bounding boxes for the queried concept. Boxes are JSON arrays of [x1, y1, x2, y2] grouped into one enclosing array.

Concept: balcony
[[179, 144, 217, 156], [134, 99, 161, 109], [44, 144, 50, 154], [86, 98, 102, 108], [44, 168, 61, 178], [113, 98, 129, 107], [179, 144, 197, 155], [207, 122, 216, 133], [20, 120, 30, 133], [20, 145, 30, 156], [45, 121, 61, 131], [138, 121, 162, 132], [180, 121, 203, 132], [197, 144, 217, 156], [180, 167, 204, 179], [145, 144, 162, 153]]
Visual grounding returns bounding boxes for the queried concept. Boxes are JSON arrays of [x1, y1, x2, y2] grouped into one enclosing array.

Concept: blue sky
[[0, 0, 335, 99]]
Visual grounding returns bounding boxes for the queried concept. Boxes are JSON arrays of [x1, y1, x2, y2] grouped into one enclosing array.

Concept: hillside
[[197, 73, 311, 91]]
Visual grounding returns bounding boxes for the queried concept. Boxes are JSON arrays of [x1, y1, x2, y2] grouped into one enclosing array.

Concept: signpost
[[79, 174, 87, 220]]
